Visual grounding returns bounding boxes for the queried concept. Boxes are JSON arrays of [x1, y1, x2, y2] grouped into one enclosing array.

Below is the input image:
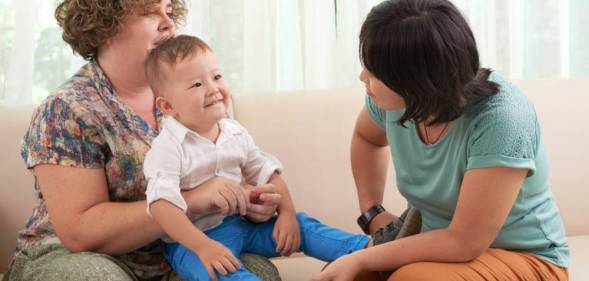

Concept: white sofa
[[1, 80, 588, 280]]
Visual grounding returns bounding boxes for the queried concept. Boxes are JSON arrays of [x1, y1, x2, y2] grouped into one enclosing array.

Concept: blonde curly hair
[[55, 0, 187, 60]]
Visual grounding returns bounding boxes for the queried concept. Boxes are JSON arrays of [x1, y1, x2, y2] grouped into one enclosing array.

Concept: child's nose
[[206, 87, 220, 97], [205, 83, 218, 95]]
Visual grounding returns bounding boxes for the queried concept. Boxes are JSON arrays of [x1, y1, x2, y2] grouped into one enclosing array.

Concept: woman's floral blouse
[[18, 60, 167, 278]]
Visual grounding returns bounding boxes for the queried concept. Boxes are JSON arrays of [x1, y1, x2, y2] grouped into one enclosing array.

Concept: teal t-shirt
[[366, 72, 569, 267]]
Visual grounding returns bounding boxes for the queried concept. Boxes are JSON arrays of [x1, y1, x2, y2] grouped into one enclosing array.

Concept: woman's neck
[[97, 52, 151, 98], [418, 119, 452, 145], [97, 53, 158, 129]]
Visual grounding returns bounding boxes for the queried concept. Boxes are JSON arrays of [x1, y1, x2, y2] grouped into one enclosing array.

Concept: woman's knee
[[240, 253, 280, 281], [13, 250, 135, 281], [387, 262, 442, 281], [59, 253, 134, 280]]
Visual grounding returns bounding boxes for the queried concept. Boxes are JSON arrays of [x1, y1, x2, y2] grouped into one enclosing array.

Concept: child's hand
[[273, 212, 301, 256], [187, 177, 249, 216], [192, 238, 241, 280]]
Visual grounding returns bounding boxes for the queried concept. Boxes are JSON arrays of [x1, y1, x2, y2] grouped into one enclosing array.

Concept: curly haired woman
[[2, 1, 282, 280]]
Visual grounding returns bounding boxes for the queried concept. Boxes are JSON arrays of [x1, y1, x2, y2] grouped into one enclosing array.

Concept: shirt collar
[[162, 116, 192, 143], [162, 116, 241, 144]]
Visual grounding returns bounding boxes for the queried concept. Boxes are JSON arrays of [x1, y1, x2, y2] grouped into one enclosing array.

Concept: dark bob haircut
[[360, 0, 499, 126]]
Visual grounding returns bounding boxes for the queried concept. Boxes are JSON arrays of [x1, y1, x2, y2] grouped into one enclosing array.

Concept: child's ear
[[155, 96, 177, 117]]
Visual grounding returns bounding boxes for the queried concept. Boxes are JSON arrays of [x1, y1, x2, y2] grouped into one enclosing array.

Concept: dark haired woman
[[312, 0, 569, 280]]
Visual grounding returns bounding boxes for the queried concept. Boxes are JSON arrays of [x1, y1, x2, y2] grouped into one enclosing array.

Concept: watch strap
[[357, 204, 385, 234]]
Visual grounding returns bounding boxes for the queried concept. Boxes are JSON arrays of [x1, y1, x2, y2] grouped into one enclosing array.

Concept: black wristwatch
[[357, 204, 385, 234]]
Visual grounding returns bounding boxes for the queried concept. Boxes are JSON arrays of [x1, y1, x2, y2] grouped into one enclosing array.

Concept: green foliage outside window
[[0, 0, 72, 104]]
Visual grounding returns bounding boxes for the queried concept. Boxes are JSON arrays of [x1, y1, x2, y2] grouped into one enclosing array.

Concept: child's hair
[[359, 0, 499, 126], [145, 34, 211, 97]]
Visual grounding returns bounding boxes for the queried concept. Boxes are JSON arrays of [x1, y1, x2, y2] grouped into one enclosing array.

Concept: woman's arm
[[35, 164, 244, 255], [351, 108, 396, 233], [36, 164, 163, 255], [356, 167, 526, 271], [312, 166, 527, 280]]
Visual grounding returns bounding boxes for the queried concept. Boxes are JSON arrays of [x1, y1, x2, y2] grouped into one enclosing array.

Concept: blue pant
[[164, 212, 369, 281]]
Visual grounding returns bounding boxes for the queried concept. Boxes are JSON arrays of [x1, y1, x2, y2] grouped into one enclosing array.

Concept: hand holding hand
[[184, 177, 249, 216], [244, 183, 282, 222]]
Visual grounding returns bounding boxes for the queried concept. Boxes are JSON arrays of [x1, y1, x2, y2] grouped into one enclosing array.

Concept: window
[[1, 0, 587, 105]]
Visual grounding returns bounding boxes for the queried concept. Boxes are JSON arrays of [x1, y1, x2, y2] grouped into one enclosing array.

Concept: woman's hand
[[311, 254, 363, 281], [273, 211, 301, 256], [183, 177, 249, 216], [244, 183, 282, 222]]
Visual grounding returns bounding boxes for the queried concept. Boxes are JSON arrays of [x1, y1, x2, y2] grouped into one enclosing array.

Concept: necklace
[[423, 122, 450, 145]]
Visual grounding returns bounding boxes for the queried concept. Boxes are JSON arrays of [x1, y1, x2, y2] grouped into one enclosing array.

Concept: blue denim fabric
[[164, 212, 369, 281]]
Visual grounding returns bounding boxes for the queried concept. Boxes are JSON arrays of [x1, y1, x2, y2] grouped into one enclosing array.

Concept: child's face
[[157, 50, 230, 131], [359, 67, 406, 110]]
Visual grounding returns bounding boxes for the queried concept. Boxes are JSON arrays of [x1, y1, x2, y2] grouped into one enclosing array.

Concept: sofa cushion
[[569, 235, 589, 281]]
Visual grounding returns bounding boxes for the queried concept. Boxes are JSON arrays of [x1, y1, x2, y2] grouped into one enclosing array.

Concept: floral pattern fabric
[[17, 60, 168, 278]]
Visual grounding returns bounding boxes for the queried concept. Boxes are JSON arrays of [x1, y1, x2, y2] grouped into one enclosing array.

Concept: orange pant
[[356, 248, 568, 281]]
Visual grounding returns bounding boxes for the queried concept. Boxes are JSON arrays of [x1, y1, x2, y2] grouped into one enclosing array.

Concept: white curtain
[[179, 0, 383, 94], [1, 0, 588, 105]]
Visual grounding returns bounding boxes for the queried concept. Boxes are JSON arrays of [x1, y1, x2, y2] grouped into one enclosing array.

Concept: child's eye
[[214, 74, 223, 80], [191, 82, 202, 88]]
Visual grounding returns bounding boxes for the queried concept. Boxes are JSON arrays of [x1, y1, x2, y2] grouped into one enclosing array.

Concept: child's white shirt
[[143, 116, 283, 237]]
